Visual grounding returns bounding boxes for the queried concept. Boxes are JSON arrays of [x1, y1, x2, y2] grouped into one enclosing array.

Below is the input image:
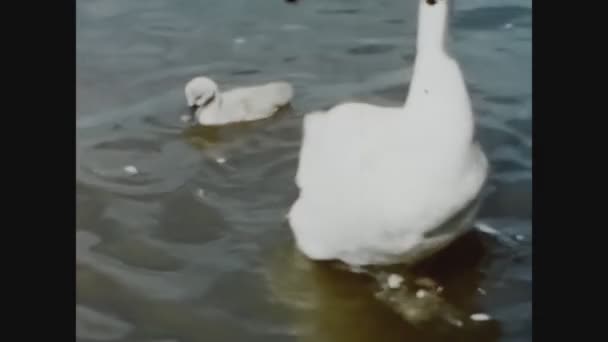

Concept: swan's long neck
[[406, 0, 458, 108], [416, 0, 451, 55], [404, 0, 474, 144], [196, 94, 225, 125]]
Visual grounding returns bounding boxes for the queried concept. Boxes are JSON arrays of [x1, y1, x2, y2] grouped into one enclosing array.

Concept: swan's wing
[[294, 110, 328, 189], [418, 142, 489, 241], [225, 82, 294, 120], [294, 102, 391, 190], [261, 81, 294, 107]]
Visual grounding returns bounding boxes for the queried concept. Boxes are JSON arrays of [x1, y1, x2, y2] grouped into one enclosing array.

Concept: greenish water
[[76, 0, 532, 341]]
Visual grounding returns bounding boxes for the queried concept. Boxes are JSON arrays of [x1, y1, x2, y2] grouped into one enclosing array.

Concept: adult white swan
[[286, 0, 489, 266]]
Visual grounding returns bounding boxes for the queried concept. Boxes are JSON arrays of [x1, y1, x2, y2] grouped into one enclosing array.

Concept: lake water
[[76, 0, 532, 341]]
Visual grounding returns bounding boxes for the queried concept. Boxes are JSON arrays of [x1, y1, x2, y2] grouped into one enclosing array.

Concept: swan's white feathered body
[[287, 0, 488, 266]]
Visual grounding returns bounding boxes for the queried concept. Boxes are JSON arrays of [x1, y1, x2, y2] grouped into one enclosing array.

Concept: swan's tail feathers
[[269, 81, 295, 106], [422, 197, 480, 241]]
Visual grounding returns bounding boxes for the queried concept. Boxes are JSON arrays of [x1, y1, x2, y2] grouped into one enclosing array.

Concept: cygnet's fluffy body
[[184, 77, 293, 126]]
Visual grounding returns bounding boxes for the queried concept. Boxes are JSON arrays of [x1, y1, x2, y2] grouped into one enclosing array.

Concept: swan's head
[[185, 77, 219, 108], [184, 77, 222, 125]]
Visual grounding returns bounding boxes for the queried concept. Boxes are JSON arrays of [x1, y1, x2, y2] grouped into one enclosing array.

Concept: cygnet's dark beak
[[189, 104, 199, 116]]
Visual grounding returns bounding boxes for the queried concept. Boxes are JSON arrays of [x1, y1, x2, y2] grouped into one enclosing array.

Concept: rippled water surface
[[76, 0, 532, 341]]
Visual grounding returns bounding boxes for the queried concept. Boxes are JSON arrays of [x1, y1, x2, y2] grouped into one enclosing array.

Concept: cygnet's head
[[184, 77, 221, 124]]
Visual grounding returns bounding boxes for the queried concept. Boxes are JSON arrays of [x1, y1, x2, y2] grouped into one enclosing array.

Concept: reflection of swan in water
[[179, 120, 284, 169], [179, 100, 293, 163], [262, 228, 502, 342]]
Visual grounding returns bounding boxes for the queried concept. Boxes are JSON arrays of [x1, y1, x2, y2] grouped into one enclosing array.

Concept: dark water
[[76, 0, 532, 341]]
